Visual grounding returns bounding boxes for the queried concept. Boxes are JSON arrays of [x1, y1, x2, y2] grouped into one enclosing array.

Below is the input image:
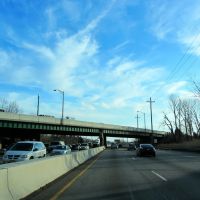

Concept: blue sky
[[0, 0, 200, 131]]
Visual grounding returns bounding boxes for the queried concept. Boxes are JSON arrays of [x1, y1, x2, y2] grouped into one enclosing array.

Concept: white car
[[2, 141, 46, 163], [50, 145, 71, 155]]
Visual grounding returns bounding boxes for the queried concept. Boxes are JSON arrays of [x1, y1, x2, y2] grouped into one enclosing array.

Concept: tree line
[[162, 81, 200, 143]]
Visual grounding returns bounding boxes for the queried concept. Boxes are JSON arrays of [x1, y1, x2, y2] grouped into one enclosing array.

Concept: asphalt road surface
[[26, 149, 200, 200]]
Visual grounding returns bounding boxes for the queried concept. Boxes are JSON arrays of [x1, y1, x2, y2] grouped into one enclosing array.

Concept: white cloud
[[23, 43, 55, 60], [165, 81, 187, 94], [179, 35, 200, 57], [162, 81, 194, 100], [147, 1, 178, 39], [147, 0, 200, 42], [113, 40, 130, 51], [48, 35, 99, 96], [0, 50, 10, 72], [113, 61, 138, 76], [11, 66, 36, 85]]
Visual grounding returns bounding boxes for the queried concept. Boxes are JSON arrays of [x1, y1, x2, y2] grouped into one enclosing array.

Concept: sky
[[0, 0, 200, 132]]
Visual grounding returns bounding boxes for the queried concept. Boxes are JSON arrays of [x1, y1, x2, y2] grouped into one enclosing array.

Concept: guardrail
[[0, 146, 105, 200]]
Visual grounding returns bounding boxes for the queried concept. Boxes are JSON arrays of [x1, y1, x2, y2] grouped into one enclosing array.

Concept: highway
[[25, 149, 200, 200]]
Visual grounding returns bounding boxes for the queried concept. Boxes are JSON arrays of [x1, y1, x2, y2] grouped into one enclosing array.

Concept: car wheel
[[30, 156, 34, 160]]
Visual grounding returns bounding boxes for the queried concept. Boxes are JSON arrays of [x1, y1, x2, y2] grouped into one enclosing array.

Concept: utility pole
[[146, 97, 155, 144], [37, 94, 40, 116]]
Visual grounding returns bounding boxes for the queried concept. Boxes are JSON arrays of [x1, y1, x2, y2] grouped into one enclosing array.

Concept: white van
[[3, 141, 46, 163]]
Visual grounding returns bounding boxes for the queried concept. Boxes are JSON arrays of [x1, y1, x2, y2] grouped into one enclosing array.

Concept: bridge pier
[[99, 130, 107, 147]]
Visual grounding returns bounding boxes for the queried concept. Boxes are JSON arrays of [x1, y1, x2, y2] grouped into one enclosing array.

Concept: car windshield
[[72, 145, 78, 148], [81, 143, 88, 146], [54, 145, 66, 150], [10, 143, 33, 151], [141, 144, 153, 148]]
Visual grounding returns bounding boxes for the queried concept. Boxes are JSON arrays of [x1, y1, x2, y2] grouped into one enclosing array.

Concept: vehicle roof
[[17, 141, 43, 144], [140, 144, 154, 147], [54, 145, 66, 147]]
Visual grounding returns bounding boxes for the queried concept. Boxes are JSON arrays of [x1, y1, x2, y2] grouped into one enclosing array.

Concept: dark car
[[136, 144, 156, 157], [92, 142, 99, 148], [111, 143, 118, 149], [71, 144, 80, 151]]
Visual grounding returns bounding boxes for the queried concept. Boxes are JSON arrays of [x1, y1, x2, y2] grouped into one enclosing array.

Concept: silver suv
[[49, 141, 65, 152], [3, 141, 46, 163]]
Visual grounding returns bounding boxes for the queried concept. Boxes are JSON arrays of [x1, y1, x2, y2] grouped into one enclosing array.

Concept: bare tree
[[162, 96, 196, 142], [0, 98, 21, 113], [169, 95, 179, 129], [162, 112, 174, 134]]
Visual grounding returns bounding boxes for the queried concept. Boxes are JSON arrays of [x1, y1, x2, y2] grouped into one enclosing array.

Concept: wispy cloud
[[23, 43, 55, 60], [0, 50, 10, 72], [113, 40, 130, 51], [164, 81, 194, 99], [2, 0, 197, 130], [147, 0, 200, 41]]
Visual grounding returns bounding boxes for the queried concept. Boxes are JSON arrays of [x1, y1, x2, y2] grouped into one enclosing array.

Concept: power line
[[150, 30, 200, 98]]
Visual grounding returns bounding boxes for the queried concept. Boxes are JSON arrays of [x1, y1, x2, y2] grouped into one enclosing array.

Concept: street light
[[136, 112, 140, 129], [54, 89, 64, 123], [137, 110, 146, 132]]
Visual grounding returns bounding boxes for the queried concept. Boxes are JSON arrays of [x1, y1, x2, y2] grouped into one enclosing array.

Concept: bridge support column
[[99, 130, 107, 147], [104, 134, 107, 148]]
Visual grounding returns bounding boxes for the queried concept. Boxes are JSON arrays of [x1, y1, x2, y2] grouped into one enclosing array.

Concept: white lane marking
[[132, 157, 137, 160], [152, 171, 167, 182]]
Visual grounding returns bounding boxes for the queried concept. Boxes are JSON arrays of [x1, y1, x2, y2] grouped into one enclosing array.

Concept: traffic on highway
[[0, 140, 100, 164], [23, 147, 200, 200], [1, 140, 200, 200]]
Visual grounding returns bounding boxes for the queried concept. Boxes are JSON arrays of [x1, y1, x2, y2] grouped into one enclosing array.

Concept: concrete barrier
[[0, 168, 13, 200], [0, 146, 105, 200]]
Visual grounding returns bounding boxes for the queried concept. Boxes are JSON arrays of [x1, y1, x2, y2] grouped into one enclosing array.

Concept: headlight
[[20, 155, 28, 158]]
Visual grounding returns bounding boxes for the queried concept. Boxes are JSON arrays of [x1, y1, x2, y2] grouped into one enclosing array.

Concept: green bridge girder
[[0, 112, 165, 146]]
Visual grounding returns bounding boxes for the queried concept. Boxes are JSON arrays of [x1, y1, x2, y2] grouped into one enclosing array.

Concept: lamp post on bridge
[[136, 112, 140, 129], [37, 94, 40, 116], [54, 89, 64, 124], [137, 110, 146, 132]]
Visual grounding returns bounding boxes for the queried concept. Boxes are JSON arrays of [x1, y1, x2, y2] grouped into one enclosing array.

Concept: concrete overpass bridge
[[0, 112, 165, 146]]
